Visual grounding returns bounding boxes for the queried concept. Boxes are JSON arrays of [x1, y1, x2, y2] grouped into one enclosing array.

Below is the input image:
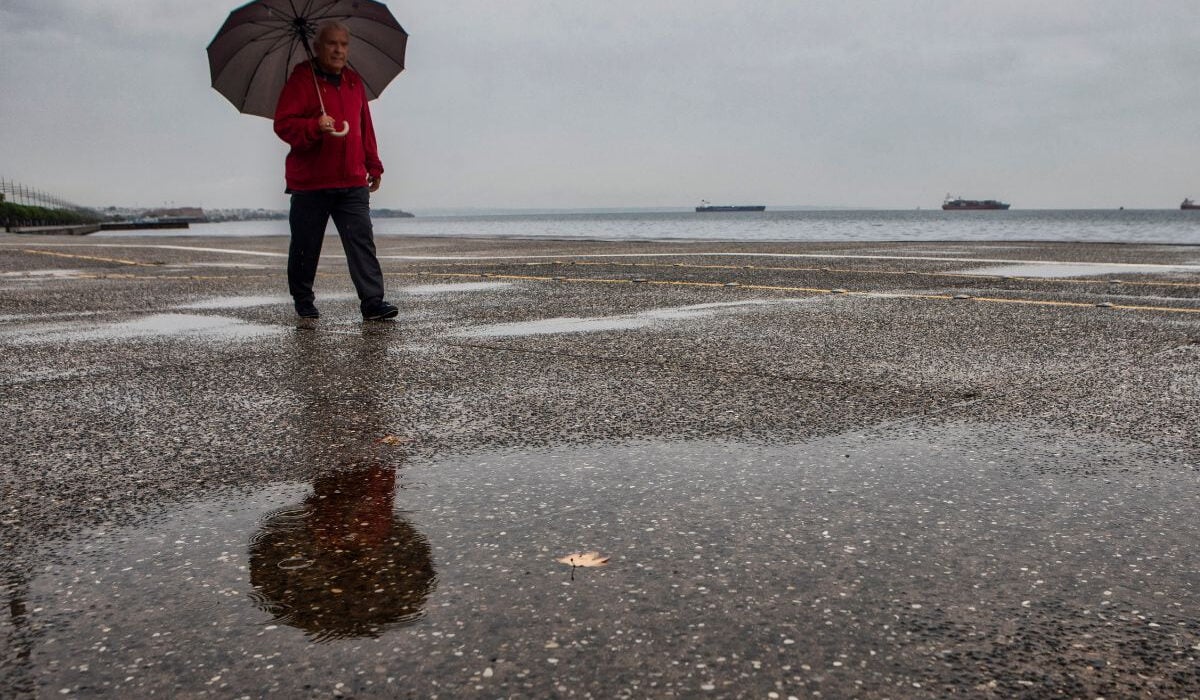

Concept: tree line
[[1, 201, 101, 228]]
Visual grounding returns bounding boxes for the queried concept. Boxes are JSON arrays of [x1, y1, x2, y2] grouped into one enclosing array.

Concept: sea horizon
[[95, 208, 1200, 247], [369, 205, 1194, 218]]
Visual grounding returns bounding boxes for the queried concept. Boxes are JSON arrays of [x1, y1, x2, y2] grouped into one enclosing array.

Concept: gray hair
[[315, 21, 350, 42]]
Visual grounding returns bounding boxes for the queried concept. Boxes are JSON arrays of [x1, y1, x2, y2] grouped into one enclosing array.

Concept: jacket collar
[[295, 60, 357, 87]]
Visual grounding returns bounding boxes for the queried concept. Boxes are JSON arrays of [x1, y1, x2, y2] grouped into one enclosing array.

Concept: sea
[[105, 209, 1200, 245]]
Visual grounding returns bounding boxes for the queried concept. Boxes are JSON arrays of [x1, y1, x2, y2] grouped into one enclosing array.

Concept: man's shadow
[[247, 327, 436, 642]]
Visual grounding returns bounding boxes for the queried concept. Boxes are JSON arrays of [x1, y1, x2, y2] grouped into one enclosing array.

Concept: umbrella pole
[[300, 35, 349, 138]]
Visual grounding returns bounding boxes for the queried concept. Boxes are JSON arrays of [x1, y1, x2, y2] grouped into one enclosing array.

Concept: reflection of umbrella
[[248, 465, 436, 642], [207, 0, 408, 120]]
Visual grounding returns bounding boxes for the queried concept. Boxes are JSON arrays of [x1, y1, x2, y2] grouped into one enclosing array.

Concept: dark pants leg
[[287, 191, 331, 304], [329, 187, 386, 311], [288, 188, 387, 311]]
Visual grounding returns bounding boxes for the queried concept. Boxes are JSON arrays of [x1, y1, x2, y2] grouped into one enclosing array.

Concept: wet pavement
[[2, 233, 1199, 698]]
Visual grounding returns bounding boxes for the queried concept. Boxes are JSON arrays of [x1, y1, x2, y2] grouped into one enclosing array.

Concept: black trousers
[[288, 187, 386, 311]]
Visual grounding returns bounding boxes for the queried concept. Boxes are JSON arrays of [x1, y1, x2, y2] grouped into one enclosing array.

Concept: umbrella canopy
[[207, 0, 408, 119], [248, 465, 437, 642]]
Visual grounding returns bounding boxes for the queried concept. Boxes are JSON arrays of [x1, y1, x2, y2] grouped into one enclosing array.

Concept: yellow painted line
[[63, 273, 270, 281], [20, 248, 161, 267], [964, 296, 1096, 309], [20, 271, 281, 281], [13, 265, 1200, 316], [994, 277, 1200, 289], [397, 271, 1200, 315], [733, 282, 860, 293], [492, 259, 1200, 289], [409, 271, 632, 285]]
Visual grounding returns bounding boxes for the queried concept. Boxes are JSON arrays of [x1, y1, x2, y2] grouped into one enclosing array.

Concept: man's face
[[315, 28, 350, 74]]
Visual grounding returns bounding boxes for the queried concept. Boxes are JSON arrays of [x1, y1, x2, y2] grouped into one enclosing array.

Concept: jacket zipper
[[333, 83, 347, 182]]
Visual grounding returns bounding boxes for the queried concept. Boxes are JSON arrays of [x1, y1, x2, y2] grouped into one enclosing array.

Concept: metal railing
[[0, 178, 87, 211]]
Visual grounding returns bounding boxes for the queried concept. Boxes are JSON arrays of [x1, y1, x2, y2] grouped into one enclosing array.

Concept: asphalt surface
[[2, 232, 1199, 698]]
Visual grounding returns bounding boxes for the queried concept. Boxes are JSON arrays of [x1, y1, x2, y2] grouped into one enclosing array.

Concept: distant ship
[[696, 200, 766, 213], [942, 195, 1010, 210], [1182, 198, 1199, 210]]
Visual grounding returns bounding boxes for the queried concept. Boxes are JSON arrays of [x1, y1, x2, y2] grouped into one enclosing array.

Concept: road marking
[[0, 243, 285, 257], [6, 243, 1199, 272], [377, 251, 1200, 272], [428, 259, 1200, 289], [5, 246, 1198, 315], [398, 271, 1200, 315], [18, 249, 161, 267]]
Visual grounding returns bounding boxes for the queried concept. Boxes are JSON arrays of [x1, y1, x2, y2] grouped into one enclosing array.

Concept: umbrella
[[248, 464, 437, 642], [207, 0, 408, 131]]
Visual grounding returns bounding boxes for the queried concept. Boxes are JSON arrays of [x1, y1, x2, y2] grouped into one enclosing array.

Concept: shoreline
[[91, 226, 1200, 249], [70, 208, 1200, 247]]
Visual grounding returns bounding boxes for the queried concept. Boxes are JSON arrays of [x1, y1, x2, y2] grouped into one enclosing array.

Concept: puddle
[[865, 248, 979, 256], [455, 299, 803, 338], [0, 311, 109, 323], [961, 262, 1200, 279], [0, 269, 86, 289], [881, 245, 1041, 254], [176, 262, 270, 269], [248, 466, 436, 641], [11, 422, 1200, 696], [176, 295, 291, 310], [400, 281, 514, 295], [21, 465, 434, 647], [4, 313, 283, 343], [175, 292, 358, 310], [0, 365, 113, 386], [0, 269, 85, 278]]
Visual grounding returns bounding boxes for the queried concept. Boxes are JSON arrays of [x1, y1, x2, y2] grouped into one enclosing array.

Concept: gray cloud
[[1, 0, 1198, 210]]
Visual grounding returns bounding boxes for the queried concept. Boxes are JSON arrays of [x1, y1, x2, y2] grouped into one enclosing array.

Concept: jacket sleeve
[[360, 91, 384, 178], [273, 72, 322, 149]]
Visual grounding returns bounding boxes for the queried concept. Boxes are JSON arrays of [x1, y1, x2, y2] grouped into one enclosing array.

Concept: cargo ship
[[696, 200, 766, 213], [1182, 198, 1199, 210], [942, 195, 1010, 210]]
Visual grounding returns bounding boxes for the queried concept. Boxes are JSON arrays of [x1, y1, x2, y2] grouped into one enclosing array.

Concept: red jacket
[[273, 62, 384, 192]]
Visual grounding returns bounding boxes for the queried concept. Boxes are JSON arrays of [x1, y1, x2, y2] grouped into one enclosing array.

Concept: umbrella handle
[[330, 121, 350, 137]]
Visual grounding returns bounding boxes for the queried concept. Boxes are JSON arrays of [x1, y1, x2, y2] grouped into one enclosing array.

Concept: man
[[273, 21, 398, 321]]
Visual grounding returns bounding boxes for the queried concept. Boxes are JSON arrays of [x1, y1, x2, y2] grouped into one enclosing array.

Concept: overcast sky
[[2, 1, 1198, 211]]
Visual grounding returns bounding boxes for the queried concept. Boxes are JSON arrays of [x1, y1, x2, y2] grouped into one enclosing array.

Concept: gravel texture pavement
[[2, 233, 1199, 697]]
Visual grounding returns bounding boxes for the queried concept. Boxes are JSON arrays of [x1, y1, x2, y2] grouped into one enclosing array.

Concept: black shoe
[[362, 301, 399, 321], [295, 300, 320, 319]]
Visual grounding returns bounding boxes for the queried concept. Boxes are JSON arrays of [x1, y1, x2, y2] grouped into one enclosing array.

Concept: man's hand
[[318, 115, 336, 133], [368, 174, 382, 192]]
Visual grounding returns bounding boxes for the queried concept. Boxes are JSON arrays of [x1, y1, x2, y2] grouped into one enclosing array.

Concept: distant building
[[143, 207, 206, 223]]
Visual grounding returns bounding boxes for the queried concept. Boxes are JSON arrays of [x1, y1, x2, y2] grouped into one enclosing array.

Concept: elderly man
[[273, 21, 398, 321]]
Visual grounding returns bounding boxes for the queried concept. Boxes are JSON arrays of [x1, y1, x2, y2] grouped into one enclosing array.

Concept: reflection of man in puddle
[[248, 463, 435, 641], [249, 329, 435, 641], [2, 569, 35, 695]]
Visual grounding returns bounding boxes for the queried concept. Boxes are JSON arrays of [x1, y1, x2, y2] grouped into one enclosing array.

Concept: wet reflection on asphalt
[[175, 292, 358, 310], [1, 313, 282, 342], [175, 295, 290, 310], [253, 326, 435, 641], [15, 422, 1200, 697], [400, 281, 514, 295], [5, 237, 1200, 696], [0, 269, 85, 279], [456, 299, 809, 338], [960, 262, 1200, 279], [248, 464, 436, 642]]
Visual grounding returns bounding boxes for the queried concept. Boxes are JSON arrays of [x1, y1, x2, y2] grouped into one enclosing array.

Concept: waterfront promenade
[[2, 232, 1199, 697]]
